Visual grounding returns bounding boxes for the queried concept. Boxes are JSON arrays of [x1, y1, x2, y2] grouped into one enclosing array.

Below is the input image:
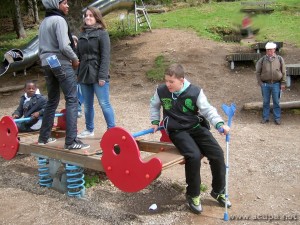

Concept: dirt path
[[0, 29, 299, 225]]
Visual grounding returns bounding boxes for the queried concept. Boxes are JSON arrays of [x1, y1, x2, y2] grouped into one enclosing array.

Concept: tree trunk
[[243, 101, 300, 110], [13, 0, 27, 38], [26, 0, 34, 19], [32, 0, 39, 24]]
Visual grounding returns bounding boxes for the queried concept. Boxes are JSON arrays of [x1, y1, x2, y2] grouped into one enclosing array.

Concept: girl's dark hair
[[83, 7, 107, 29], [165, 63, 185, 79]]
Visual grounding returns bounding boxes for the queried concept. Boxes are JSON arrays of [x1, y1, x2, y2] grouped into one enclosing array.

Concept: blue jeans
[[77, 84, 83, 113], [80, 82, 115, 131], [39, 65, 78, 145], [78, 101, 82, 113], [261, 82, 281, 121]]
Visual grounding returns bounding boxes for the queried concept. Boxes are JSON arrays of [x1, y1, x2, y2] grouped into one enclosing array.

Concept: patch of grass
[[105, 10, 146, 40], [200, 183, 208, 192], [150, 2, 242, 41], [146, 55, 172, 82], [171, 181, 208, 193], [291, 109, 300, 115], [0, 28, 38, 62], [246, 0, 300, 44], [149, 0, 300, 46], [84, 174, 102, 188]]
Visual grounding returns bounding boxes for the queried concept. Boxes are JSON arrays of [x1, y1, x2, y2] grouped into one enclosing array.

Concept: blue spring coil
[[37, 157, 53, 187], [65, 164, 85, 197]]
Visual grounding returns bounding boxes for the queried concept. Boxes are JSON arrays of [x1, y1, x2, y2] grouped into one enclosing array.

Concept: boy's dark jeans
[[169, 126, 226, 197], [38, 65, 78, 145]]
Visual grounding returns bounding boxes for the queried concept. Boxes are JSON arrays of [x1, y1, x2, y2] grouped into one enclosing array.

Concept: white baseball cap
[[265, 42, 277, 50]]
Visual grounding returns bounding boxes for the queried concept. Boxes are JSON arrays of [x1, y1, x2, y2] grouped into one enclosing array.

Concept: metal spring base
[[65, 164, 85, 198], [37, 157, 53, 187]]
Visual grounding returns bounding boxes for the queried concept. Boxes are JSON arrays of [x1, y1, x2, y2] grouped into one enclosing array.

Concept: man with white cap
[[256, 42, 286, 125], [38, 0, 90, 150]]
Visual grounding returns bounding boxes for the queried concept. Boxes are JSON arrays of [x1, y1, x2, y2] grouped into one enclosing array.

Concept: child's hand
[[219, 124, 230, 135], [72, 59, 80, 69], [151, 124, 159, 133], [12, 114, 18, 119], [31, 112, 39, 119]]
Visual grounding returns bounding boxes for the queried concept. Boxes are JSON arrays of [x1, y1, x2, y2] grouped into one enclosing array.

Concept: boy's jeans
[[39, 65, 78, 145], [169, 126, 225, 197]]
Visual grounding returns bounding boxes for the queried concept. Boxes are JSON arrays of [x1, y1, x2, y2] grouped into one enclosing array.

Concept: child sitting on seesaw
[[12, 80, 47, 132], [150, 63, 231, 214]]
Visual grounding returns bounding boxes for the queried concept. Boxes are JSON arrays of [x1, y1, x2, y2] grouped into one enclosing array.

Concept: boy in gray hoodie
[[38, 0, 89, 150]]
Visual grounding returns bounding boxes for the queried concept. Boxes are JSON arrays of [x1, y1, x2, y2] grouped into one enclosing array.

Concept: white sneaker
[[77, 129, 94, 138], [4, 53, 14, 64], [38, 137, 57, 145]]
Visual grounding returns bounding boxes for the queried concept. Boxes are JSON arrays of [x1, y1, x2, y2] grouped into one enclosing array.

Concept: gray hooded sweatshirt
[[39, 0, 78, 66]]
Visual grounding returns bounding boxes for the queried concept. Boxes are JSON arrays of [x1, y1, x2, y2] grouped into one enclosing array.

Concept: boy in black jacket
[[150, 64, 231, 214], [12, 81, 47, 132]]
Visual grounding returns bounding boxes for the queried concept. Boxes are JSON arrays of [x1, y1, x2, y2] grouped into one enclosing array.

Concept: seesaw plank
[[29, 136, 102, 156], [142, 147, 184, 170], [18, 142, 103, 171]]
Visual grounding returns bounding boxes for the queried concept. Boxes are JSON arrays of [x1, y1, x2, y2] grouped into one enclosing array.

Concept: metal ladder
[[135, 0, 151, 31]]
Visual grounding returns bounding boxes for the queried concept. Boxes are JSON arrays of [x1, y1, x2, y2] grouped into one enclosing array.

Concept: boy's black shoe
[[186, 195, 202, 214], [211, 190, 232, 208], [38, 137, 57, 145], [64, 138, 90, 150]]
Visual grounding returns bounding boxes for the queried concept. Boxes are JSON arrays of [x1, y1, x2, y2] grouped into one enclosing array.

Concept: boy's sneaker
[[64, 138, 90, 150], [210, 190, 232, 208], [4, 53, 14, 63], [38, 137, 57, 145], [77, 129, 94, 138], [186, 195, 202, 214]]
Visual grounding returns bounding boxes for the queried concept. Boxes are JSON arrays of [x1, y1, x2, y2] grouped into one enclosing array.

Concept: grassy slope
[[0, 0, 299, 61], [150, 0, 300, 45]]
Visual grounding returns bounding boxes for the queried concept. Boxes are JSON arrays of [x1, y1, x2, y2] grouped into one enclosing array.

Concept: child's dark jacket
[[150, 79, 224, 132], [13, 94, 47, 119]]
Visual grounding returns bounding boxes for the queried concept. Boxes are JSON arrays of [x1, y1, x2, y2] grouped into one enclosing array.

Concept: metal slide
[[82, 0, 133, 15], [0, 0, 134, 77], [0, 36, 39, 76]]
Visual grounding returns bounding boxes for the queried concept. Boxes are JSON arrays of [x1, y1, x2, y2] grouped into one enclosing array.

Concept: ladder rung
[[138, 21, 148, 24]]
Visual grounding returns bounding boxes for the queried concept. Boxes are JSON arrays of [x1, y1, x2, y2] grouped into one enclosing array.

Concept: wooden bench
[[286, 64, 300, 88], [251, 41, 283, 53], [226, 53, 262, 70], [240, 1, 275, 14]]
